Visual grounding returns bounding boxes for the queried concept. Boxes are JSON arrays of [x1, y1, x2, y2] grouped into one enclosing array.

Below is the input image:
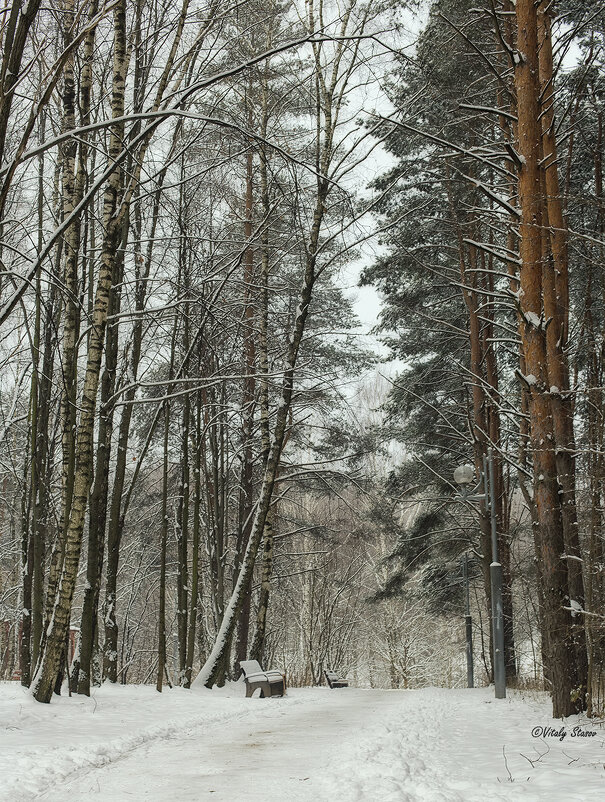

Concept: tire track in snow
[[6, 691, 307, 801]]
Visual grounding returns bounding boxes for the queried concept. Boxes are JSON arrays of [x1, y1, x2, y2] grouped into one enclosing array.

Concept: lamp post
[[453, 449, 506, 699], [463, 552, 474, 688]]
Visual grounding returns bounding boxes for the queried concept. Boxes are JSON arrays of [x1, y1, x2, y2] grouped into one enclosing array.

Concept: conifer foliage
[[366, 0, 605, 716]]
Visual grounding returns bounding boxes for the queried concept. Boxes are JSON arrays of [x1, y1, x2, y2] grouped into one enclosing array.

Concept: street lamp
[[453, 463, 475, 486], [462, 551, 474, 689], [453, 449, 506, 699]]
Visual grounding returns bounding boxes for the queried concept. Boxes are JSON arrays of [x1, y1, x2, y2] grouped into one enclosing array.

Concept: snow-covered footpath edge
[[0, 681, 303, 801]]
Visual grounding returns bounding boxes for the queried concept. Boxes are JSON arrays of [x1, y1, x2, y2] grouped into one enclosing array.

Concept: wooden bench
[[325, 669, 348, 688], [239, 660, 286, 698]]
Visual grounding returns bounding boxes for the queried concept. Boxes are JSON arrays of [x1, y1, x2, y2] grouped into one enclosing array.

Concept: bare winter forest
[[0, 0, 604, 721]]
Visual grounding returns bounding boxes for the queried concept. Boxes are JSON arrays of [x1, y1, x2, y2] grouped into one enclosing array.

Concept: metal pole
[[464, 552, 474, 688], [488, 448, 506, 699]]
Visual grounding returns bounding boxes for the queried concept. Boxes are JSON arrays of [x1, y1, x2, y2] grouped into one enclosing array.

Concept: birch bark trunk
[[32, 0, 129, 704]]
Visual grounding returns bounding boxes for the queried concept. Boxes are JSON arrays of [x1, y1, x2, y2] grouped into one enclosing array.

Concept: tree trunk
[[536, 2, 587, 703], [32, 0, 128, 704], [514, 0, 579, 717], [102, 181, 160, 683], [249, 510, 274, 663], [157, 402, 170, 693], [250, 69, 275, 663], [44, 0, 82, 648], [74, 226, 126, 695], [234, 139, 257, 672], [176, 327, 190, 683], [184, 394, 203, 687]]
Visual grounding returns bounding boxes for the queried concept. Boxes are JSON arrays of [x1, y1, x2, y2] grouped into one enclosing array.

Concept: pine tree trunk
[[536, 2, 587, 702], [514, 0, 579, 717]]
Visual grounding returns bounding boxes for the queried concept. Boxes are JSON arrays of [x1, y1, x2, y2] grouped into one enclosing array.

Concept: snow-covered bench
[[239, 660, 286, 698], [325, 669, 348, 688]]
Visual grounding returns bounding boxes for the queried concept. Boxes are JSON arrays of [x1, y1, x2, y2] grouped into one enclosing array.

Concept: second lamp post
[[453, 449, 506, 699]]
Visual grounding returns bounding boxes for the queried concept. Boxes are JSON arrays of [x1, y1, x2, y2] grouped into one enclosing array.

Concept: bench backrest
[[325, 670, 339, 682], [240, 660, 264, 677]]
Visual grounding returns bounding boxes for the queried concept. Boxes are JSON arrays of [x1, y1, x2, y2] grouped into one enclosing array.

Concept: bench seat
[[240, 660, 285, 698], [325, 669, 348, 688]]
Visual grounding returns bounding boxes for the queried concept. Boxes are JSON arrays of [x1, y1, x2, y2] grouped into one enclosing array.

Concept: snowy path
[[2, 683, 604, 801]]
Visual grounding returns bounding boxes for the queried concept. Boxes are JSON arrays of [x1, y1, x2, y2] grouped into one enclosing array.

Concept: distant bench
[[325, 669, 348, 688], [239, 660, 286, 698]]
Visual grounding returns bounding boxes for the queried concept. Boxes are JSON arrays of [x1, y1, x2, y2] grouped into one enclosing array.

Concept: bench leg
[[246, 680, 271, 697]]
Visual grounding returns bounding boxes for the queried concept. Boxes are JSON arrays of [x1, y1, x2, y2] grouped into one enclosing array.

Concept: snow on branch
[[463, 238, 521, 266]]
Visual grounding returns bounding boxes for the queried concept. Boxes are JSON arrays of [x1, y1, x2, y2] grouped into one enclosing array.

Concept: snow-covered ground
[[1, 682, 604, 801]]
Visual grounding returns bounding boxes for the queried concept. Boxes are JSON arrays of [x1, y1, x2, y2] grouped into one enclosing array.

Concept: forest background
[[0, 0, 604, 720]]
